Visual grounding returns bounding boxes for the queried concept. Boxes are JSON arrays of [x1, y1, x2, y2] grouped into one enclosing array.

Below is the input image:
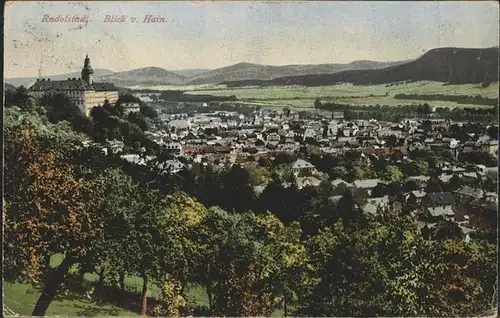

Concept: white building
[[28, 55, 119, 116], [122, 102, 141, 115]]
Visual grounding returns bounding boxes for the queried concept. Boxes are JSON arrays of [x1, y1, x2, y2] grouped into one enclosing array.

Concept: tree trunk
[[77, 264, 86, 284], [140, 272, 148, 316], [42, 255, 53, 290], [283, 293, 288, 317], [44, 254, 52, 268], [97, 268, 105, 301], [207, 285, 213, 312], [119, 271, 125, 292], [32, 255, 74, 316]]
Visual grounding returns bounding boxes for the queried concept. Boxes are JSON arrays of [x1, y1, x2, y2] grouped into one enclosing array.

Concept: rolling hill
[[6, 47, 497, 88], [95, 67, 187, 86], [186, 60, 408, 85], [6, 69, 115, 88], [222, 47, 499, 87], [170, 69, 212, 77]]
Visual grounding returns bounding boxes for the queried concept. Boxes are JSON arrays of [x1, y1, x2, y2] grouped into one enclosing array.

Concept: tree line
[[158, 90, 237, 102], [394, 93, 498, 106], [314, 99, 497, 123]]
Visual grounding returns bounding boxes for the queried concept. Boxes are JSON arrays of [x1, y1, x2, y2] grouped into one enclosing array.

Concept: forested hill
[[96, 67, 187, 86], [185, 60, 407, 85], [222, 47, 499, 87]]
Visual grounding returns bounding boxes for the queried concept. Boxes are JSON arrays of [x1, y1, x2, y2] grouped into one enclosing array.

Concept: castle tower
[[81, 54, 94, 85]]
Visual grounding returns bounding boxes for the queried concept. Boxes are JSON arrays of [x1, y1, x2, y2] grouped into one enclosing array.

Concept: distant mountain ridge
[[5, 47, 497, 88], [95, 67, 187, 86], [185, 60, 408, 85], [5, 60, 410, 88], [170, 69, 212, 77], [222, 47, 499, 87]]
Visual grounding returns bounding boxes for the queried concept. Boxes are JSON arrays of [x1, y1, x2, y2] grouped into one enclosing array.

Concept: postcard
[[3, 1, 499, 317]]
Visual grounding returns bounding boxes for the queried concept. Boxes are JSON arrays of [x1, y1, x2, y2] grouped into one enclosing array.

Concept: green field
[[4, 254, 284, 316], [3, 281, 137, 316], [47, 253, 209, 304], [136, 81, 499, 109], [2, 254, 208, 316]]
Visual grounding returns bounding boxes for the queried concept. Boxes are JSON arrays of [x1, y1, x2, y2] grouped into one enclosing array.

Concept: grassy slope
[[3, 254, 209, 316], [3, 281, 136, 316], [4, 254, 286, 316], [140, 81, 498, 109]]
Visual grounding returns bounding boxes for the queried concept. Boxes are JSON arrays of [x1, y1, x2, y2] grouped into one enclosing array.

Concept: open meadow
[[134, 81, 499, 110], [3, 254, 284, 316]]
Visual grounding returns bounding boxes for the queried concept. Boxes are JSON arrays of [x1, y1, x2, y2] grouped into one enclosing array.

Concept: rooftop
[[292, 159, 315, 170]]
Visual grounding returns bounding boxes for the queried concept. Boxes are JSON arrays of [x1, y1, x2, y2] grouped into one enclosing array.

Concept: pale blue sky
[[4, 1, 499, 77]]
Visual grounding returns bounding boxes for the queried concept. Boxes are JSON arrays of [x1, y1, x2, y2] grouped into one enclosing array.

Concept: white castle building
[[28, 55, 119, 116]]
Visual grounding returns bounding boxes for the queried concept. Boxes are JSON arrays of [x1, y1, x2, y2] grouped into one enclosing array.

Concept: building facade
[[28, 55, 119, 116], [122, 102, 141, 115]]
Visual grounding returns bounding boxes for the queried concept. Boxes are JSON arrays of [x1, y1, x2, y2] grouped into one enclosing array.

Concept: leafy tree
[[127, 111, 149, 131], [77, 168, 141, 292], [402, 180, 420, 193], [314, 98, 322, 109], [386, 134, 398, 147], [337, 189, 363, 225], [195, 165, 223, 208], [152, 192, 208, 315], [273, 153, 295, 166], [447, 175, 463, 192], [296, 211, 496, 316], [417, 239, 496, 316], [140, 104, 158, 118], [486, 125, 498, 140], [221, 165, 256, 213], [258, 174, 304, 225], [371, 183, 388, 197], [403, 160, 429, 176], [433, 220, 464, 240], [381, 165, 405, 182], [352, 165, 372, 181], [194, 208, 304, 316], [331, 166, 349, 180], [103, 98, 124, 117], [422, 103, 432, 115], [40, 93, 82, 124], [4, 122, 104, 316], [298, 177, 340, 236], [5, 85, 31, 108], [246, 165, 271, 186], [71, 114, 95, 136], [90, 106, 111, 128]]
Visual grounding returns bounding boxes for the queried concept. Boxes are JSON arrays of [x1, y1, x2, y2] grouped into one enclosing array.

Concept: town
[[111, 95, 498, 242]]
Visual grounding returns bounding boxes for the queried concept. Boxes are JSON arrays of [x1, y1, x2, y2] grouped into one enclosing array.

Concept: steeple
[[81, 54, 94, 85]]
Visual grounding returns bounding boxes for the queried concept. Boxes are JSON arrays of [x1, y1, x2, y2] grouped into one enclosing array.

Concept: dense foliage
[[314, 99, 497, 123], [3, 102, 498, 317]]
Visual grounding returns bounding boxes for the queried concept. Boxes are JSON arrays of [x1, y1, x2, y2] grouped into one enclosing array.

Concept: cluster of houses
[[323, 167, 497, 241], [91, 105, 497, 241], [140, 108, 498, 168]]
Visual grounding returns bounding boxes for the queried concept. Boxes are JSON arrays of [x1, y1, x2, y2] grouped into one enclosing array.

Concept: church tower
[[81, 54, 94, 85]]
